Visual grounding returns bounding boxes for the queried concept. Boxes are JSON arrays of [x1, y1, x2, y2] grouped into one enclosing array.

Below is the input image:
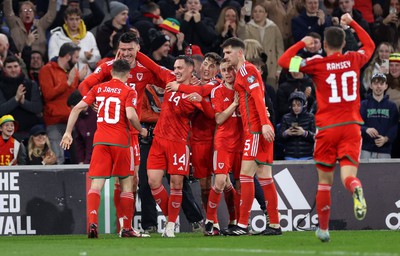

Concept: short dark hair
[[204, 52, 222, 65], [308, 32, 321, 40], [64, 6, 81, 20], [67, 90, 82, 107], [221, 37, 245, 50], [176, 55, 195, 67], [324, 27, 345, 50], [59, 42, 81, 57], [112, 59, 131, 73], [119, 31, 140, 45], [4, 55, 20, 66]]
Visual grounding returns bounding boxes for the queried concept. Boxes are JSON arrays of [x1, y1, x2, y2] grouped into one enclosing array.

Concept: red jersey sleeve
[[136, 52, 175, 85], [79, 61, 113, 95], [242, 66, 269, 125]]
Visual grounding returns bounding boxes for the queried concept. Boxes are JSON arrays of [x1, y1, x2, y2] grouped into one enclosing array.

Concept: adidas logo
[[233, 229, 247, 235], [223, 97, 230, 102], [274, 168, 311, 210], [178, 166, 184, 171], [90, 210, 97, 215], [321, 205, 330, 211]]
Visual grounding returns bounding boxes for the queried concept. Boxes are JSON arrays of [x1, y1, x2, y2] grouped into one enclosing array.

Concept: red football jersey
[[79, 59, 160, 119], [234, 61, 270, 133], [83, 78, 137, 147], [211, 84, 243, 152], [135, 52, 203, 142], [278, 20, 375, 129]]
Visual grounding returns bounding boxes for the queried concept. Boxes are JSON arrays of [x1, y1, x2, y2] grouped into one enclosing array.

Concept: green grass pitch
[[1, 231, 399, 256]]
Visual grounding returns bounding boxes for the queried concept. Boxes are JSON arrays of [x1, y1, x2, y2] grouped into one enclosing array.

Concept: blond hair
[[27, 135, 54, 161]]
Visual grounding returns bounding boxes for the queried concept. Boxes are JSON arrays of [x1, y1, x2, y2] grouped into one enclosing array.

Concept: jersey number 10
[[326, 71, 358, 103]]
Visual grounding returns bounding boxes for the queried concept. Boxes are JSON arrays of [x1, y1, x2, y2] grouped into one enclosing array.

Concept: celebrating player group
[[61, 13, 371, 242]]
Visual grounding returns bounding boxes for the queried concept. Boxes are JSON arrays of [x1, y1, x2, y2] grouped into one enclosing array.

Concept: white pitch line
[[156, 247, 399, 256]]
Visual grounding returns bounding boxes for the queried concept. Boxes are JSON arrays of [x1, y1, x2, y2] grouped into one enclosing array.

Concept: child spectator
[[278, 91, 315, 160], [0, 114, 26, 165]]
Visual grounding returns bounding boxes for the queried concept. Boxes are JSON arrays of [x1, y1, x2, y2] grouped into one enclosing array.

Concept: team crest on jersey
[[132, 98, 137, 106], [137, 73, 143, 81], [218, 163, 224, 169], [94, 67, 101, 74], [247, 75, 255, 83]]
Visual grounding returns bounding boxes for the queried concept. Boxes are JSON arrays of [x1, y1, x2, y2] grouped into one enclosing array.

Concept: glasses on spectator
[[22, 9, 34, 13]]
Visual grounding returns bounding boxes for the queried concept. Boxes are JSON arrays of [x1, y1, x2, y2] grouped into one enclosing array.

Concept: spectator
[[24, 124, 57, 165], [48, 6, 100, 70], [278, 91, 315, 160], [39, 42, 86, 164], [0, 56, 43, 141], [211, 6, 239, 54], [96, 1, 130, 57], [148, 32, 176, 70], [276, 71, 315, 121], [332, 0, 372, 46], [49, 0, 105, 31], [362, 42, 394, 90], [28, 51, 45, 84], [201, 0, 242, 26], [159, 18, 186, 56], [360, 73, 399, 159], [297, 32, 325, 58], [238, 3, 284, 88], [0, 114, 26, 165], [180, 0, 217, 54], [264, 0, 300, 49], [372, 0, 400, 50], [291, 0, 332, 42], [131, 2, 163, 55], [386, 52, 400, 158], [3, 0, 57, 56], [66, 90, 96, 164], [158, 0, 186, 20], [0, 34, 12, 70]]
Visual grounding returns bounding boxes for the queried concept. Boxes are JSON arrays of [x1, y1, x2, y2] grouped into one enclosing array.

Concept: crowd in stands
[[1, 0, 400, 166]]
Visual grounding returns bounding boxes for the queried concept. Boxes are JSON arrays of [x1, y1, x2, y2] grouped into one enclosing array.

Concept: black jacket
[[278, 97, 316, 159]]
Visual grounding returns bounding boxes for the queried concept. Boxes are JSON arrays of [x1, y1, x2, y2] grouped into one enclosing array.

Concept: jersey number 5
[[96, 96, 121, 124], [326, 71, 357, 103]]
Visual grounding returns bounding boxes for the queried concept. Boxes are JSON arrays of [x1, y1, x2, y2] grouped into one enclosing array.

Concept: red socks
[[120, 192, 134, 229], [344, 176, 362, 194], [238, 175, 254, 227], [258, 178, 279, 224], [114, 183, 122, 219], [316, 183, 331, 230], [168, 189, 182, 223], [224, 184, 236, 223], [206, 186, 222, 221], [151, 185, 169, 216], [87, 189, 101, 224]]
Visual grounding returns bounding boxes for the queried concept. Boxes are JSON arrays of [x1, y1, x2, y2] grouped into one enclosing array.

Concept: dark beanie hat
[[151, 34, 170, 51]]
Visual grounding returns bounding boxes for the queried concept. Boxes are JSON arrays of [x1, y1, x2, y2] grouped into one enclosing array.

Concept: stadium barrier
[[1, 160, 400, 235]]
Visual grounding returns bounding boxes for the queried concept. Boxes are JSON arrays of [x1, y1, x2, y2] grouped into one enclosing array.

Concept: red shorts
[[89, 144, 134, 178], [131, 135, 140, 167], [213, 149, 242, 180], [147, 136, 190, 176], [191, 140, 213, 179], [314, 124, 361, 172], [241, 132, 273, 164]]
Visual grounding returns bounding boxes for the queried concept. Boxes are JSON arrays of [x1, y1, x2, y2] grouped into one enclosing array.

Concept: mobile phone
[[291, 122, 298, 128], [244, 0, 253, 16], [381, 59, 389, 74]]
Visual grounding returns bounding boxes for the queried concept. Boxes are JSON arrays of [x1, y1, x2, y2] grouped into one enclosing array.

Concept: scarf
[[63, 20, 87, 41]]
